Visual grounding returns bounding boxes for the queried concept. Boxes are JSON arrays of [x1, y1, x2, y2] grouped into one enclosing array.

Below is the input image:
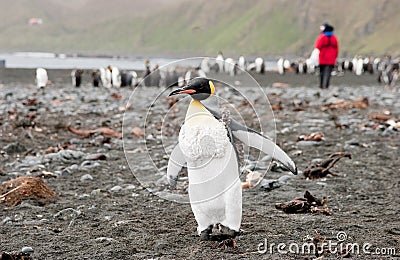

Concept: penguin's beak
[[169, 87, 197, 96]]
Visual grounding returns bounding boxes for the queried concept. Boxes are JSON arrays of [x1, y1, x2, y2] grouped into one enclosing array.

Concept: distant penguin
[[35, 68, 48, 89], [224, 58, 236, 76], [277, 58, 285, 75], [296, 60, 307, 74], [238, 55, 246, 72], [165, 68, 179, 88], [355, 58, 364, 76], [255, 57, 265, 73], [305, 59, 316, 74], [167, 77, 297, 240], [111, 66, 121, 87], [342, 59, 353, 71], [120, 71, 133, 87], [352, 56, 358, 74], [104, 66, 113, 88], [200, 57, 211, 73], [373, 57, 381, 74], [216, 51, 224, 73], [92, 70, 101, 87], [363, 57, 374, 74], [151, 64, 161, 87], [99, 67, 107, 87], [72, 69, 84, 87], [184, 68, 207, 85], [143, 60, 152, 87], [177, 76, 185, 87], [130, 71, 138, 87]]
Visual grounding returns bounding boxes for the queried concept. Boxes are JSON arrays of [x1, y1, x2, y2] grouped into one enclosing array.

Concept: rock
[[95, 237, 115, 243], [4, 142, 27, 154], [2, 217, 12, 225], [259, 179, 281, 191], [124, 184, 136, 190], [278, 175, 293, 184], [78, 194, 90, 199], [345, 139, 360, 146], [59, 164, 79, 176], [297, 140, 321, 147], [84, 154, 107, 160], [80, 174, 93, 181], [109, 185, 123, 193], [91, 189, 102, 195], [156, 175, 169, 186], [69, 138, 81, 144], [44, 149, 85, 163], [21, 246, 34, 253], [291, 150, 303, 156], [316, 182, 328, 187], [80, 161, 100, 168], [241, 163, 257, 172]]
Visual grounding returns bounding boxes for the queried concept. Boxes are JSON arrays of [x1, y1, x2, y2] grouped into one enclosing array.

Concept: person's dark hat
[[320, 22, 334, 32]]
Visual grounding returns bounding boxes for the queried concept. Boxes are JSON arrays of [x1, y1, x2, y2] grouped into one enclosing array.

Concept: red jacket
[[315, 33, 339, 65]]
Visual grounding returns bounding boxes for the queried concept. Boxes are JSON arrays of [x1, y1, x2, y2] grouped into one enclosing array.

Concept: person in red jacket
[[315, 23, 339, 89]]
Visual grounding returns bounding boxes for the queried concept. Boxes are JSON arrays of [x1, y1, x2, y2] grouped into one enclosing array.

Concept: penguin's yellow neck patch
[[190, 99, 205, 108], [209, 81, 215, 95]]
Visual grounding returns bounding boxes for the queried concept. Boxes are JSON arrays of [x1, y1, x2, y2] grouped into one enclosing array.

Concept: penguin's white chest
[[178, 101, 229, 162], [178, 120, 229, 161]]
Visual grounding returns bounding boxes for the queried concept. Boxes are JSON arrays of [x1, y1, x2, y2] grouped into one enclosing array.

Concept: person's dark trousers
[[319, 64, 334, 89]]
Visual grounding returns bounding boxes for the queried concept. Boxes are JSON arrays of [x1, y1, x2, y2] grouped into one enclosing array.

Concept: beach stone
[[4, 142, 27, 154], [95, 237, 115, 243], [80, 174, 93, 181], [124, 184, 136, 190], [278, 175, 293, 184], [311, 158, 323, 164], [297, 140, 321, 147], [91, 189, 102, 196], [109, 185, 123, 193], [44, 149, 85, 163], [21, 246, 34, 253], [156, 175, 169, 186], [259, 179, 281, 191], [345, 139, 360, 146], [2, 217, 12, 225], [78, 194, 90, 199], [80, 160, 100, 168], [85, 153, 107, 160]]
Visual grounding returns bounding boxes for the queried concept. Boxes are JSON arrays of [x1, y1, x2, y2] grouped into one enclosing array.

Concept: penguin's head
[[169, 77, 215, 100]]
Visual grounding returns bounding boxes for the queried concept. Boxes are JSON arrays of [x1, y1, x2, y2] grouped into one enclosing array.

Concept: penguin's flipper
[[204, 105, 297, 175], [167, 143, 186, 187], [231, 127, 297, 175]]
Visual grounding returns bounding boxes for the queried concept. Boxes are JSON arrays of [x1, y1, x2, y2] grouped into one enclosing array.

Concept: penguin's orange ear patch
[[209, 81, 215, 95]]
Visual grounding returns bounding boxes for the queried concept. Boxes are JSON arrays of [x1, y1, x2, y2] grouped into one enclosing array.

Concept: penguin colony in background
[[68, 67, 139, 88], [167, 77, 297, 240], [276, 54, 399, 87], [37, 52, 399, 90], [200, 52, 266, 76]]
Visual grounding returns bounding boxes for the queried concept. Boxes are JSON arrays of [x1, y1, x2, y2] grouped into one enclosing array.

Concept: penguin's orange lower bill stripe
[[179, 89, 196, 94]]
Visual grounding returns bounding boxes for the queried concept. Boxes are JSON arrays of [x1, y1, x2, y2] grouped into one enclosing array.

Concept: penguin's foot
[[218, 225, 240, 238], [199, 225, 213, 241]]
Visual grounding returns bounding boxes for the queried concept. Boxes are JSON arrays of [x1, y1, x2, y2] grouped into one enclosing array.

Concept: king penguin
[[167, 77, 297, 241]]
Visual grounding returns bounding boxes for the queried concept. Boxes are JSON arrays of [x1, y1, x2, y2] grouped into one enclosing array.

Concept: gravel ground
[[0, 68, 399, 259]]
